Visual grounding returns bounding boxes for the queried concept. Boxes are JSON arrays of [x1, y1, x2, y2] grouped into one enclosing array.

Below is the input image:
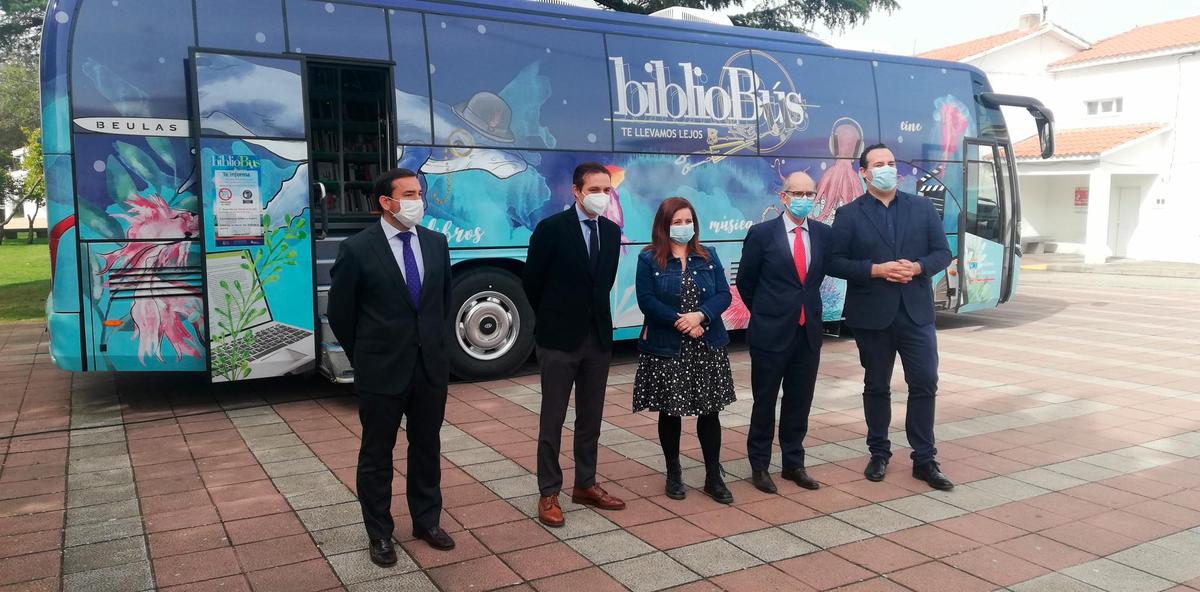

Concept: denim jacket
[[635, 246, 731, 357]]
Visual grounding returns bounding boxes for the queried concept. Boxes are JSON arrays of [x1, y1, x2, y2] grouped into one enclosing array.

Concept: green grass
[[0, 236, 51, 322]]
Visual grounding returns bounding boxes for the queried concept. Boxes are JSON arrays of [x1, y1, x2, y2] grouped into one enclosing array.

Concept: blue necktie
[[398, 232, 421, 308]]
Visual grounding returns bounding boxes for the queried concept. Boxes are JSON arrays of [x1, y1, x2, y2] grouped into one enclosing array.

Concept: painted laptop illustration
[[207, 250, 314, 379]]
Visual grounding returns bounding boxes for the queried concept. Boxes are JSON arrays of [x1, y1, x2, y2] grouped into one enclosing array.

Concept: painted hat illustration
[[453, 91, 515, 143]]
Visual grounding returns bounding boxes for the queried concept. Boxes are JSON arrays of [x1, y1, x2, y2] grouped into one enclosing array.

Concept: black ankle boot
[[665, 461, 686, 500], [703, 465, 733, 504]]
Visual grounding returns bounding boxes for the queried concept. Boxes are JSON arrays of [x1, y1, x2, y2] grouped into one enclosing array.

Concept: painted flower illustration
[[722, 286, 751, 330], [98, 194, 202, 363]]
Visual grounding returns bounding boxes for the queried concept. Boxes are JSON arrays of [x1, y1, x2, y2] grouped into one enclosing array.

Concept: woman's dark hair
[[858, 143, 891, 170], [644, 196, 708, 269], [572, 162, 610, 189], [373, 168, 418, 201]]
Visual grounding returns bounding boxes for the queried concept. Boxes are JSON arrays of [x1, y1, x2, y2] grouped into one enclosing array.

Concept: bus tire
[[447, 266, 535, 380]]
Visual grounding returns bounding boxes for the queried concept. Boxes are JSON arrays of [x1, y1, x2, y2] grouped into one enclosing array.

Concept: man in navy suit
[[828, 144, 954, 490], [737, 171, 830, 494]]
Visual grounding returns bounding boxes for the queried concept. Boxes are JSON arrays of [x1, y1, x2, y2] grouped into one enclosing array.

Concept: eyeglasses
[[781, 191, 817, 199]]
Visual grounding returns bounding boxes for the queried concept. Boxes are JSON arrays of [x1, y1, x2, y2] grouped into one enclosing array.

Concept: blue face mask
[[669, 224, 695, 245], [788, 197, 813, 219], [869, 165, 898, 192]]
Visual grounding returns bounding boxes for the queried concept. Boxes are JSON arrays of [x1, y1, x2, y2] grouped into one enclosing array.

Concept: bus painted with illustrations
[[40, 0, 1054, 382]]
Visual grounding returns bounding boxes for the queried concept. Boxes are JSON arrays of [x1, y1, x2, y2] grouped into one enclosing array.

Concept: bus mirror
[[979, 92, 1055, 159], [1035, 115, 1054, 160]]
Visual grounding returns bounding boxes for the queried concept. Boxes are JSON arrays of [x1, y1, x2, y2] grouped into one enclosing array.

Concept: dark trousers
[[536, 330, 611, 496], [356, 359, 447, 540], [747, 324, 820, 471], [852, 308, 939, 465]]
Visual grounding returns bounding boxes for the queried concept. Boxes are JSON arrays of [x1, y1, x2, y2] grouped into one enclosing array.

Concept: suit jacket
[[326, 222, 452, 395], [523, 207, 620, 352], [736, 215, 831, 353], [828, 191, 952, 330]]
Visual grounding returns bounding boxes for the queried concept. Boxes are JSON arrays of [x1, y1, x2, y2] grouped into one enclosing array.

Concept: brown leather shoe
[[538, 495, 564, 527], [571, 484, 626, 511]]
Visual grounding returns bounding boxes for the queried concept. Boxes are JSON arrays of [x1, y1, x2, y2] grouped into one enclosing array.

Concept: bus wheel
[[448, 267, 535, 380]]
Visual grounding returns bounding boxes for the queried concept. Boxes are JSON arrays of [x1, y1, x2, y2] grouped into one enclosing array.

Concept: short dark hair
[[859, 143, 891, 170], [373, 168, 419, 201], [572, 162, 610, 189]]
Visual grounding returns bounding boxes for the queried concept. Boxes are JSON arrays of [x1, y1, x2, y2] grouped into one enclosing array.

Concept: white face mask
[[581, 192, 609, 216], [387, 198, 424, 228]]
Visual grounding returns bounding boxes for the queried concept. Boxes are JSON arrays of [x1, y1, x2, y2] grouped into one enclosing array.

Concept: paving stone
[[461, 459, 528, 482], [833, 505, 923, 535], [68, 453, 131, 475], [64, 516, 145, 547], [667, 538, 762, 577], [273, 470, 344, 495], [1047, 460, 1124, 482], [67, 467, 134, 491], [727, 527, 819, 562], [545, 509, 619, 540], [607, 440, 664, 459], [297, 501, 363, 531], [69, 427, 126, 447], [782, 516, 873, 549], [1148, 530, 1200, 556], [313, 524, 370, 556], [602, 551, 700, 592], [62, 536, 147, 574], [597, 427, 641, 446], [66, 482, 138, 508], [442, 446, 506, 467], [230, 413, 285, 428], [925, 483, 1011, 512], [244, 433, 305, 451], [65, 499, 140, 527], [62, 559, 153, 592], [261, 456, 328, 478], [346, 572, 439, 592], [882, 494, 968, 522], [251, 444, 315, 464], [1009, 467, 1089, 491], [286, 484, 359, 510], [566, 529, 655, 564], [483, 474, 540, 499], [328, 549, 417, 584], [968, 476, 1051, 502], [1109, 542, 1200, 583], [1063, 558, 1174, 592], [1010, 573, 1106, 592], [67, 442, 128, 462], [236, 422, 295, 439]]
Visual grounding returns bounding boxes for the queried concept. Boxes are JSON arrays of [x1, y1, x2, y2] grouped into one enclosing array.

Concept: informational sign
[[1074, 187, 1089, 208], [211, 154, 264, 246]]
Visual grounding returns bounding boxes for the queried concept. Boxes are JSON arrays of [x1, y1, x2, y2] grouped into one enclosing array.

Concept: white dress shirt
[[380, 217, 424, 284], [781, 214, 811, 273]]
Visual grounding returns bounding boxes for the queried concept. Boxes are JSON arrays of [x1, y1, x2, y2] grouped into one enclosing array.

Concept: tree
[[0, 128, 42, 245], [589, 0, 898, 33], [0, 0, 42, 64], [0, 62, 39, 156]]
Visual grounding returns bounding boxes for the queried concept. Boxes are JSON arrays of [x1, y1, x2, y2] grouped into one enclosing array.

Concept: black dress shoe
[[781, 468, 820, 490], [864, 456, 889, 482], [412, 526, 456, 550], [751, 469, 777, 494], [702, 465, 733, 504], [665, 466, 686, 500], [913, 461, 954, 491], [368, 538, 397, 567]]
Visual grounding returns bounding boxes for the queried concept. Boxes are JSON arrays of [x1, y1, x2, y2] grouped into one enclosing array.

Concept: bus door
[[191, 50, 318, 383], [958, 139, 1014, 313]]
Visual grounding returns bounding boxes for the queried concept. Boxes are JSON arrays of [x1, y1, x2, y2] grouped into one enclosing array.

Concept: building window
[[1085, 97, 1123, 116]]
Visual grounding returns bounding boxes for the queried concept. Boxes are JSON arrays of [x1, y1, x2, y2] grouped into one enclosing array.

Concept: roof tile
[[1012, 123, 1166, 159], [1051, 15, 1200, 67], [918, 28, 1032, 62]]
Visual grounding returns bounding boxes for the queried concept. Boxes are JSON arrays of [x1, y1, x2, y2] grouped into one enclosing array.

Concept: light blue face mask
[[788, 197, 814, 219], [869, 165, 898, 191], [669, 224, 695, 245]]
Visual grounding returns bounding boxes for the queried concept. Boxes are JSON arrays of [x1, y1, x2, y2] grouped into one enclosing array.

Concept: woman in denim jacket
[[633, 197, 736, 504]]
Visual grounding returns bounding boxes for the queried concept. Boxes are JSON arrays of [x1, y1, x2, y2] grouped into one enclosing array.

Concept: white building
[[2, 147, 48, 235], [921, 14, 1200, 264]]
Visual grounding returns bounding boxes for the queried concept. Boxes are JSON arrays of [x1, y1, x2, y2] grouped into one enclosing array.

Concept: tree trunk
[[26, 203, 40, 244]]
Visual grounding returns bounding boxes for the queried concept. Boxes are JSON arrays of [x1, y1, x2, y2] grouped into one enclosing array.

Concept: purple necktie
[[397, 232, 421, 308]]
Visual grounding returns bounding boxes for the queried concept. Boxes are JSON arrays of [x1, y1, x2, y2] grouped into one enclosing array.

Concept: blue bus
[[40, 0, 1054, 383]]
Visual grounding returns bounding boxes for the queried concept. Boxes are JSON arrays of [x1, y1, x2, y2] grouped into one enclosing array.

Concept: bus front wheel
[[447, 267, 535, 380]]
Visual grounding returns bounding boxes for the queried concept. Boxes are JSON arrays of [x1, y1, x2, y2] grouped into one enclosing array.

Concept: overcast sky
[[805, 0, 1200, 55]]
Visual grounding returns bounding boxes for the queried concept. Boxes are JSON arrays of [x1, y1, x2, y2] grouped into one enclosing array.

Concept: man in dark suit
[[828, 143, 954, 490], [737, 171, 831, 494], [327, 168, 456, 566], [523, 162, 626, 527]]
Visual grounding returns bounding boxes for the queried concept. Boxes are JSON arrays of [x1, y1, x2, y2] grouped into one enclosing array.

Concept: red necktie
[[793, 227, 806, 326]]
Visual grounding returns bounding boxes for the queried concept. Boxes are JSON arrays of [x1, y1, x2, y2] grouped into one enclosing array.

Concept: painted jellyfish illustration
[[97, 195, 203, 362], [813, 117, 865, 222], [603, 164, 630, 250], [936, 95, 971, 161]]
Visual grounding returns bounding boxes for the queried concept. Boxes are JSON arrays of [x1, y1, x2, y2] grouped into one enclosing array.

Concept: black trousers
[[852, 307, 939, 464], [356, 358, 447, 540], [747, 324, 820, 471], [536, 330, 611, 496]]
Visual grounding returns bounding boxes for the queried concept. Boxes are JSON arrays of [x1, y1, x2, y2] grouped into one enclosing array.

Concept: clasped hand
[[674, 312, 706, 339], [873, 259, 922, 283]]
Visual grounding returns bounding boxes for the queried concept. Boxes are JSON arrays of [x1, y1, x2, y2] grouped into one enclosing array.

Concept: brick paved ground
[[1, 271, 1199, 592]]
